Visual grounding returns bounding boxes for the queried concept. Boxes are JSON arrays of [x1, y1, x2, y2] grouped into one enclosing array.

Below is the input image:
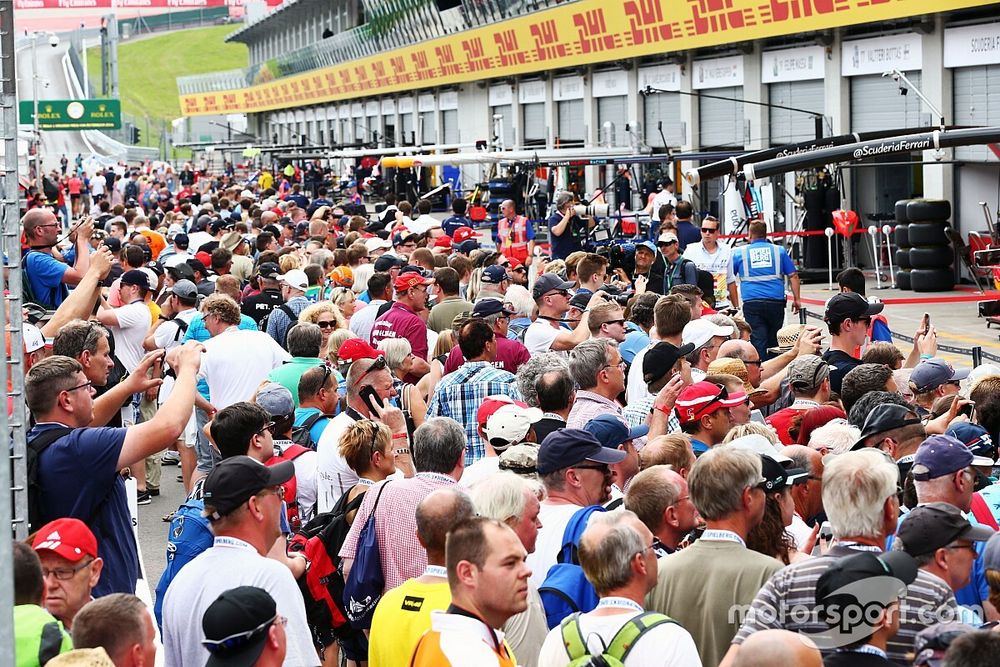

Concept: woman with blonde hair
[[327, 327, 358, 369], [337, 421, 405, 526], [723, 422, 782, 447], [279, 253, 301, 274], [329, 285, 360, 319], [299, 302, 347, 354]]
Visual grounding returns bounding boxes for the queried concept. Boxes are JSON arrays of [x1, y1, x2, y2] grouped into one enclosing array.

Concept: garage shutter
[[597, 96, 627, 146], [644, 92, 683, 148], [400, 113, 414, 144], [341, 119, 352, 144], [523, 103, 546, 144], [367, 115, 379, 143], [420, 112, 436, 144], [699, 86, 743, 148], [851, 72, 924, 134], [769, 80, 824, 145], [442, 109, 459, 144], [557, 99, 584, 144], [491, 105, 514, 148], [954, 66, 1000, 162]]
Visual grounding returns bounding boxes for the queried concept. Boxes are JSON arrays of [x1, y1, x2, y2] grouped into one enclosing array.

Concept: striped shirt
[[427, 362, 521, 465], [732, 545, 958, 664]]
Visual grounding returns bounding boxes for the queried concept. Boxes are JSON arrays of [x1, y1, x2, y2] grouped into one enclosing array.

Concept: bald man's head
[[733, 630, 822, 667], [261, 210, 278, 225], [416, 487, 476, 562]]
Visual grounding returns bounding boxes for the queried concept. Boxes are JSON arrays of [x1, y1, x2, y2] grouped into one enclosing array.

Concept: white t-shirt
[[652, 189, 677, 212], [626, 343, 655, 406], [524, 321, 560, 356], [198, 327, 291, 409], [537, 608, 702, 667], [527, 502, 584, 588], [90, 174, 106, 196], [154, 308, 198, 403], [407, 214, 441, 235], [186, 231, 213, 251], [109, 302, 151, 373], [349, 299, 387, 344], [315, 411, 361, 513], [683, 242, 737, 307], [161, 537, 320, 667], [460, 456, 500, 487], [162, 251, 192, 268], [276, 439, 319, 523]]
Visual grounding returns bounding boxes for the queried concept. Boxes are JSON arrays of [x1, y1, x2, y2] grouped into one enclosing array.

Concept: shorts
[[194, 407, 219, 473], [183, 410, 197, 448]]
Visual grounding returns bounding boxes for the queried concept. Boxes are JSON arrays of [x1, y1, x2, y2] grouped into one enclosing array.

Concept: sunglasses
[[316, 320, 336, 329], [202, 614, 286, 654], [600, 319, 626, 327], [701, 227, 719, 234], [357, 355, 388, 384]]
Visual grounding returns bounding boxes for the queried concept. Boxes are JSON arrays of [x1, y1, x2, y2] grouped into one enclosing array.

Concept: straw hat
[[768, 324, 805, 355], [707, 357, 765, 396]]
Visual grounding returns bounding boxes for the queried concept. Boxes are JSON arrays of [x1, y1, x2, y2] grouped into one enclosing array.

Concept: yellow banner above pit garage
[[180, 0, 993, 116]]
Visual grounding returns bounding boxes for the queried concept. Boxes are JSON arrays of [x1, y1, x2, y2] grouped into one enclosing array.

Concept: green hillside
[[87, 24, 248, 149]]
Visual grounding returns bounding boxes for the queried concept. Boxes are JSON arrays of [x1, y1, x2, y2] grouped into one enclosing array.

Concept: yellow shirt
[[260, 171, 273, 191], [368, 578, 450, 667]]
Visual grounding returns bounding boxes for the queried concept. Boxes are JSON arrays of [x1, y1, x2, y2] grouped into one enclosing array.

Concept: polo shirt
[[268, 356, 325, 406], [372, 301, 429, 361], [411, 610, 516, 667], [765, 399, 820, 445], [161, 536, 319, 667], [731, 239, 796, 302], [24, 251, 69, 308], [442, 337, 530, 375], [675, 220, 700, 251], [566, 390, 624, 430], [31, 423, 139, 596]]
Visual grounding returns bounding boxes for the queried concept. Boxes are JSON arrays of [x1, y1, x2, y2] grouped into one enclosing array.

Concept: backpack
[[290, 412, 332, 450], [26, 426, 74, 533], [343, 480, 391, 629], [22, 251, 63, 309], [258, 303, 295, 333], [559, 611, 677, 666], [508, 321, 529, 343], [538, 505, 607, 629], [124, 180, 139, 201], [286, 490, 365, 649], [268, 444, 310, 533], [691, 263, 717, 307], [153, 497, 214, 628]]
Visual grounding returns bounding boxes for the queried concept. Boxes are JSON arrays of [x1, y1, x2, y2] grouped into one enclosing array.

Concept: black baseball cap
[[166, 262, 195, 282], [569, 291, 592, 311], [257, 262, 280, 280], [202, 586, 277, 667], [896, 502, 994, 557], [852, 404, 921, 450], [202, 456, 294, 519], [816, 551, 917, 612], [824, 292, 884, 326], [120, 269, 149, 288], [211, 219, 234, 234], [643, 341, 695, 385], [533, 273, 575, 300], [103, 237, 122, 252], [472, 299, 513, 318], [173, 233, 190, 248], [374, 254, 406, 272], [760, 454, 809, 492], [536, 428, 626, 475]]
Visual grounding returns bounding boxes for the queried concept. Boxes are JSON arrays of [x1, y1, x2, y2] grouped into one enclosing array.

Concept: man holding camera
[[547, 191, 585, 260]]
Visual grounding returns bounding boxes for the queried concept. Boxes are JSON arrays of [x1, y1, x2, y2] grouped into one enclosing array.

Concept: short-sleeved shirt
[[371, 301, 429, 361], [24, 251, 69, 308], [442, 338, 530, 376], [441, 215, 471, 237], [822, 349, 861, 395], [683, 242, 737, 307], [428, 297, 474, 334], [368, 578, 451, 667], [293, 407, 332, 447], [675, 220, 701, 251], [198, 328, 291, 409], [547, 212, 583, 260], [31, 423, 139, 596], [350, 299, 388, 343], [268, 356, 325, 406], [241, 289, 285, 327], [731, 240, 797, 302], [523, 320, 563, 356], [266, 295, 310, 348], [108, 302, 152, 373]]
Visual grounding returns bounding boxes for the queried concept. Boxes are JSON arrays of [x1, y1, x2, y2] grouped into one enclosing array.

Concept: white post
[[882, 224, 896, 288], [31, 34, 39, 174], [868, 225, 881, 290], [825, 227, 835, 291]]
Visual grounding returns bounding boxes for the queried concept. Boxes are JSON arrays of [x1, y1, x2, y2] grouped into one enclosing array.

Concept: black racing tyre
[[894, 224, 910, 248], [907, 223, 951, 246], [896, 270, 911, 290], [910, 268, 955, 292], [895, 199, 911, 223], [895, 249, 911, 269], [906, 198, 951, 221], [908, 246, 953, 269]]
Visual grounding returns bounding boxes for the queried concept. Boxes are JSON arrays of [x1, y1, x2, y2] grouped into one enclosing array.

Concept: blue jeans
[[743, 299, 787, 361]]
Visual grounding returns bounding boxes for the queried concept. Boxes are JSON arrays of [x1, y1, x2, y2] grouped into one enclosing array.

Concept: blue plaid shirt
[[427, 361, 521, 465]]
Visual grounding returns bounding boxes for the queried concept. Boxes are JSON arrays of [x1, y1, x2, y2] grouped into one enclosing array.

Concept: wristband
[[394, 448, 411, 455], [654, 404, 673, 416], [920, 353, 933, 360], [392, 432, 408, 440]]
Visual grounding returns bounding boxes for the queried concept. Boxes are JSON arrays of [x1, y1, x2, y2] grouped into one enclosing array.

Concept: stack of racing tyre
[[894, 199, 955, 292]]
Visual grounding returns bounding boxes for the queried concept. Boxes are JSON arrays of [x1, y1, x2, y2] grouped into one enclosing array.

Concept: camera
[[574, 203, 610, 218]]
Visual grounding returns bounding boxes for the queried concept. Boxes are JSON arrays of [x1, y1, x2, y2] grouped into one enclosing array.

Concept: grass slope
[[86, 24, 247, 149]]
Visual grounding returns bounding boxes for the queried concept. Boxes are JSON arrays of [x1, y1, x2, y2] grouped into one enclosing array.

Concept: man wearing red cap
[[371, 273, 433, 378], [32, 518, 103, 631], [675, 381, 745, 456], [460, 396, 542, 487]]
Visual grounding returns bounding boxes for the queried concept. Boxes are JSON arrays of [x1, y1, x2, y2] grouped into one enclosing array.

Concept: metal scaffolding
[[1, 0, 27, 659]]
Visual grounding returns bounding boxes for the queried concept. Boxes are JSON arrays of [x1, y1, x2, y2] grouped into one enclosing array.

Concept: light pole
[[30, 31, 59, 175]]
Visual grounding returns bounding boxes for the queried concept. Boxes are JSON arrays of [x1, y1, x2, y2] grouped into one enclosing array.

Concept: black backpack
[[25, 427, 73, 533], [290, 412, 332, 449]]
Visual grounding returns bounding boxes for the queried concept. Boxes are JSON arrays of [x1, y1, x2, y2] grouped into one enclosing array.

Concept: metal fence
[[799, 307, 1000, 368]]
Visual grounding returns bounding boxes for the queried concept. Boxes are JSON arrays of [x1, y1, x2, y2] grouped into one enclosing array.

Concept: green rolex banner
[[19, 99, 122, 130]]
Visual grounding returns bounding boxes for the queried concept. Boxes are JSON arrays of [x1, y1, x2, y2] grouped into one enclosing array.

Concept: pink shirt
[[371, 301, 428, 361]]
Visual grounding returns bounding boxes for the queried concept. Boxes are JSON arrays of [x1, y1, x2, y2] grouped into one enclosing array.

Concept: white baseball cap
[[279, 269, 309, 291], [365, 237, 392, 253], [23, 323, 46, 353], [479, 396, 543, 451], [682, 318, 734, 350]]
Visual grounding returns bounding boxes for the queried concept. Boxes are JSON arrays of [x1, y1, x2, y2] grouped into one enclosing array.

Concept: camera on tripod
[[574, 203, 610, 218]]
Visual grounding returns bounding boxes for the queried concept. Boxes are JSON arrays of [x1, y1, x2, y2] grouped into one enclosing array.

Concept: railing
[[799, 308, 1000, 368], [176, 0, 573, 96]]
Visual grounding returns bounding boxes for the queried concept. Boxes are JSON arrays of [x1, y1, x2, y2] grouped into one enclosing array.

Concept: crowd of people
[[15, 161, 1000, 667]]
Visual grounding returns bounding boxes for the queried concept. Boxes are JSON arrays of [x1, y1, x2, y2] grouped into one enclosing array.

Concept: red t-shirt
[[68, 177, 82, 195], [443, 336, 531, 375], [371, 301, 429, 361]]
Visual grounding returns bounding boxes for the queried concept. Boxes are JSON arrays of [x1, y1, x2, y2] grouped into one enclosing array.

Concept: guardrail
[[798, 307, 1000, 368]]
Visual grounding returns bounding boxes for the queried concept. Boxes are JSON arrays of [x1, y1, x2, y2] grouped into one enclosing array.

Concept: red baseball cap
[[32, 517, 98, 562], [337, 338, 384, 363], [507, 256, 523, 269], [452, 226, 475, 243], [394, 273, 434, 292], [477, 395, 529, 425], [195, 250, 213, 267], [434, 235, 453, 249], [674, 381, 746, 426]]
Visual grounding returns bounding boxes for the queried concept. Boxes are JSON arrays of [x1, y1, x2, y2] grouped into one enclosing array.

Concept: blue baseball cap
[[636, 240, 657, 254], [946, 422, 996, 462], [912, 434, 993, 481], [583, 415, 648, 449], [481, 264, 509, 285], [537, 428, 626, 475]]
